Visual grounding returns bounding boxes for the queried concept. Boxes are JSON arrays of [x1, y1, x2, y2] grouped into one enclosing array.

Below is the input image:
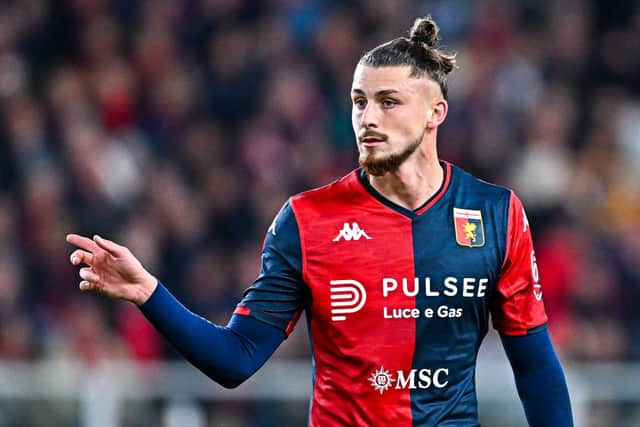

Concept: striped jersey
[[235, 161, 547, 426]]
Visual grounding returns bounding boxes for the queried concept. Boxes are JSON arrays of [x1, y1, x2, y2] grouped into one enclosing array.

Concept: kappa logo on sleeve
[[332, 222, 372, 242], [267, 216, 278, 236], [522, 207, 530, 233]]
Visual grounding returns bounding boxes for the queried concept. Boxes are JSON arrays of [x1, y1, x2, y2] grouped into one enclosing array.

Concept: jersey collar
[[356, 161, 452, 219]]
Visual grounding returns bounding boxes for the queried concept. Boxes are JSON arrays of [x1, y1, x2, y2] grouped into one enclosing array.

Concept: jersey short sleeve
[[491, 191, 548, 336], [233, 200, 310, 336]]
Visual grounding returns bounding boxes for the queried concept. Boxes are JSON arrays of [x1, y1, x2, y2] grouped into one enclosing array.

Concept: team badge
[[453, 208, 485, 247]]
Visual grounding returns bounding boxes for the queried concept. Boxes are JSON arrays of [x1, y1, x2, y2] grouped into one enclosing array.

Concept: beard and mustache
[[358, 130, 424, 176]]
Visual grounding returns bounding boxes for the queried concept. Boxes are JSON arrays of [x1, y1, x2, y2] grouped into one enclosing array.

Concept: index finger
[[66, 234, 100, 252]]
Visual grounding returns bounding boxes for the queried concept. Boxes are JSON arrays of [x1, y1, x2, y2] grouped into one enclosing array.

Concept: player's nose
[[360, 103, 380, 128]]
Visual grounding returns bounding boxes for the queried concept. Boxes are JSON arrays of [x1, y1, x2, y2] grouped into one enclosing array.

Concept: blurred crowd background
[[0, 0, 639, 426]]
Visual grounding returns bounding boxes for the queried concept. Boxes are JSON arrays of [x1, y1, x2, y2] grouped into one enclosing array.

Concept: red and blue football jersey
[[235, 161, 547, 426]]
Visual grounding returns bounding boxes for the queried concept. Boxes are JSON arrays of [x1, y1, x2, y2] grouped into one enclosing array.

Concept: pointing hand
[[66, 234, 158, 305]]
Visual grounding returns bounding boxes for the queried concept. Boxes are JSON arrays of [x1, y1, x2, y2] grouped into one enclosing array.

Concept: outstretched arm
[[500, 329, 573, 427], [66, 234, 284, 388], [140, 282, 283, 388]]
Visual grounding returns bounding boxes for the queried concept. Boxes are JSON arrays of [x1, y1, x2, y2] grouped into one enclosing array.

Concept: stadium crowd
[[0, 0, 639, 425]]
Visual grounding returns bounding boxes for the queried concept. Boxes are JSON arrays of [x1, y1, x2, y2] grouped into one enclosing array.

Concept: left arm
[[501, 329, 573, 427], [491, 191, 573, 426]]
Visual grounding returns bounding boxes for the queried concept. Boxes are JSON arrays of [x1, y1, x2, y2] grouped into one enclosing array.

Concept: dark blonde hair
[[359, 16, 457, 99]]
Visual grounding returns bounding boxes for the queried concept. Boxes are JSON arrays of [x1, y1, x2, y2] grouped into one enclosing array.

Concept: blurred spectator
[[0, 1, 638, 425]]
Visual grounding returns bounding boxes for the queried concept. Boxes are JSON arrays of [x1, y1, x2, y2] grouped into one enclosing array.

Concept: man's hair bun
[[409, 16, 440, 48], [358, 14, 456, 98]]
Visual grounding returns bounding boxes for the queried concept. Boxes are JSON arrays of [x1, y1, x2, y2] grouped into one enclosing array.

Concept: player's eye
[[382, 99, 397, 108], [353, 98, 367, 108]]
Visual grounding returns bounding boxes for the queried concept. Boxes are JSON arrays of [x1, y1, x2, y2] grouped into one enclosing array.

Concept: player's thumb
[[93, 235, 121, 255]]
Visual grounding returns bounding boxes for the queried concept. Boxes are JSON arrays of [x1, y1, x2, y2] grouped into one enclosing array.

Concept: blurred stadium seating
[[0, 0, 639, 425]]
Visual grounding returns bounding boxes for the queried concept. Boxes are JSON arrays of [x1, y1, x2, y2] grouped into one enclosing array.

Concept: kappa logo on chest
[[332, 222, 372, 242]]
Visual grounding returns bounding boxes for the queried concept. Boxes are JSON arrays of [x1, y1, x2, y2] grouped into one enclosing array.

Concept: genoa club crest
[[453, 208, 485, 247]]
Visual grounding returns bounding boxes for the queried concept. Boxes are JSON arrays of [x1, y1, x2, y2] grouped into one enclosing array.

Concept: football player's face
[[351, 65, 442, 175]]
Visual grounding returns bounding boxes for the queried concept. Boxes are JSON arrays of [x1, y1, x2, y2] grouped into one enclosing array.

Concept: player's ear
[[426, 99, 447, 129]]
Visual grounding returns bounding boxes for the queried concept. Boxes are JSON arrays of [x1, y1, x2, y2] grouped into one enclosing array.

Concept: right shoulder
[[290, 169, 361, 216]]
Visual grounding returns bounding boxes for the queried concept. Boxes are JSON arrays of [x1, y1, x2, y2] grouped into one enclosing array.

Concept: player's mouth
[[359, 133, 387, 148]]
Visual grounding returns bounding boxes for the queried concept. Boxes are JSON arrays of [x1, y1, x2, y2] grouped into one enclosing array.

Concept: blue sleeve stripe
[[526, 323, 548, 335]]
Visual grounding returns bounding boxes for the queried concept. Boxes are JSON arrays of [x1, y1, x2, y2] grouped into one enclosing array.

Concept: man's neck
[[367, 150, 443, 211]]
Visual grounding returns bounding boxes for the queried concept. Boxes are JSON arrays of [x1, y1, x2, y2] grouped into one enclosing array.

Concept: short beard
[[359, 133, 423, 176]]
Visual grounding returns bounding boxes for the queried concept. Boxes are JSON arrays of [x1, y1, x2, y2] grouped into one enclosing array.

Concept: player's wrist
[[134, 274, 158, 305]]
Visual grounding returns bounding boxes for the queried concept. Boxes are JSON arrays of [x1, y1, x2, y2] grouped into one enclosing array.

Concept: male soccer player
[[67, 16, 573, 426]]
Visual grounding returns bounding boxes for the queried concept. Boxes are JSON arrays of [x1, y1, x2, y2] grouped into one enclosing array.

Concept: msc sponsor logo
[[329, 279, 367, 321], [368, 366, 394, 394], [368, 365, 449, 395]]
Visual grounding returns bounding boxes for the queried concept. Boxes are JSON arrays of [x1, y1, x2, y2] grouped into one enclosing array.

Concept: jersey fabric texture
[[235, 161, 548, 426]]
